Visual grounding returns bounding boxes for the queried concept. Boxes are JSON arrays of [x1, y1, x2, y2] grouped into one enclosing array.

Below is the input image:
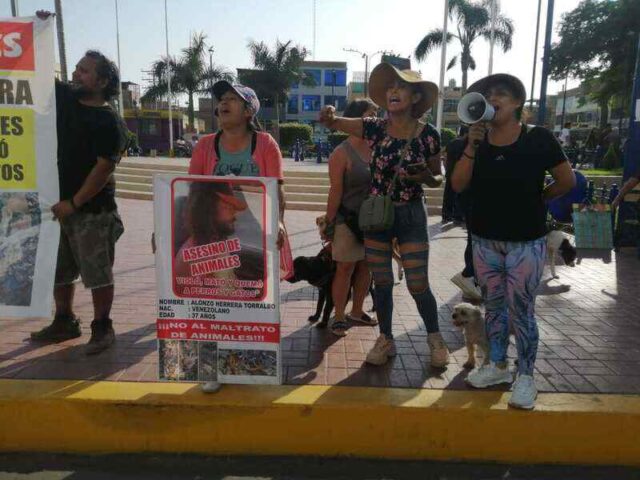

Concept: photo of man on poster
[[172, 179, 266, 299]]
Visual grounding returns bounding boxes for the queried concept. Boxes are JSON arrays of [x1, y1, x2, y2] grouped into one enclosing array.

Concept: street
[[0, 454, 639, 480]]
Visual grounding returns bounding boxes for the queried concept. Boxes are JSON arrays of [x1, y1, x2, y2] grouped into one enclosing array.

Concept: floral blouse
[[362, 117, 441, 203]]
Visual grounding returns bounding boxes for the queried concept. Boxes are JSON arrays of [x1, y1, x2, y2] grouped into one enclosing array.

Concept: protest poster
[[154, 175, 281, 384], [0, 17, 59, 318]]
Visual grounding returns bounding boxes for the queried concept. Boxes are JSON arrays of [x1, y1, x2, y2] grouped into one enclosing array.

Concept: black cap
[[467, 74, 526, 103]]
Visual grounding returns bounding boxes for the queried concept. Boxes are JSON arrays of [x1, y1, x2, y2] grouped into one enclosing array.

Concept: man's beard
[[69, 82, 92, 99]]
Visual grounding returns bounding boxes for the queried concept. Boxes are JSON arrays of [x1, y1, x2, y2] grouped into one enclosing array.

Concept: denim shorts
[[364, 199, 429, 245]]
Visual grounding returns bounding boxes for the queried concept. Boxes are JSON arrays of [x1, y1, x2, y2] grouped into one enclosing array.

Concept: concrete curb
[[1, 379, 639, 465]]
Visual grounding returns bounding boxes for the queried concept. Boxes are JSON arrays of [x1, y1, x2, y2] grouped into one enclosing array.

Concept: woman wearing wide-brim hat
[[319, 62, 450, 369], [451, 73, 575, 409]]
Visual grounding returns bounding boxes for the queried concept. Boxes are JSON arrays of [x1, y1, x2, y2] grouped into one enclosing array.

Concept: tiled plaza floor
[[1, 198, 639, 394]]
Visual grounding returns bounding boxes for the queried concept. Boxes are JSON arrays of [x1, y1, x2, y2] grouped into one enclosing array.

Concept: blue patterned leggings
[[472, 235, 546, 375]]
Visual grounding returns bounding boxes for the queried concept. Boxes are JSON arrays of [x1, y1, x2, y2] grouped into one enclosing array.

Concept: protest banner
[[154, 175, 281, 384], [0, 17, 59, 318]]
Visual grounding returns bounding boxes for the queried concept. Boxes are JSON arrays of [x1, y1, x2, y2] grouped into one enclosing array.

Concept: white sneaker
[[365, 334, 396, 366], [509, 374, 537, 410], [465, 362, 513, 388], [451, 272, 482, 301]]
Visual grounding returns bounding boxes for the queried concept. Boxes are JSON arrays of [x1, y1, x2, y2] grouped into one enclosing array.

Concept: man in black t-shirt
[[31, 48, 125, 354]]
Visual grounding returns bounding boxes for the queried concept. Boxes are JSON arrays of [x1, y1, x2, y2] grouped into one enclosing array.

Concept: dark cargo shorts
[[55, 210, 125, 289]]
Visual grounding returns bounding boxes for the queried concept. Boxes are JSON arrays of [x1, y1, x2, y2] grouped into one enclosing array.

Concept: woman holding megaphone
[[451, 74, 575, 409], [319, 63, 449, 369]]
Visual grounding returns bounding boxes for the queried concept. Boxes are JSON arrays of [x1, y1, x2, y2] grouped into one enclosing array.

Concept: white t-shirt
[[559, 128, 570, 146]]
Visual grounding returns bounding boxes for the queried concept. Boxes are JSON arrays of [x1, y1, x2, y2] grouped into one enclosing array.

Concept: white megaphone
[[457, 92, 495, 124]]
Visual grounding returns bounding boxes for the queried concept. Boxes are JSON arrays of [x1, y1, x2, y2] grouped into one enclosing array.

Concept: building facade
[[554, 84, 601, 129], [286, 60, 348, 139]]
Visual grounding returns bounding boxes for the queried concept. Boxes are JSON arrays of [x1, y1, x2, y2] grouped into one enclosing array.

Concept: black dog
[[287, 245, 336, 327], [287, 245, 377, 328]]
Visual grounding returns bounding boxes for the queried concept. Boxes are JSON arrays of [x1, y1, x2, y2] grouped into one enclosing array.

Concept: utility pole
[[115, 0, 124, 116], [559, 74, 568, 127], [537, 0, 554, 126], [54, 0, 68, 81], [529, 0, 542, 110], [617, 32, 640, 245], [10, 0, 17, 16], [343, 48, 383, 97], [164, 0, 173, 155], [436, 0, 449, 132], [312, 0, 316, 60]]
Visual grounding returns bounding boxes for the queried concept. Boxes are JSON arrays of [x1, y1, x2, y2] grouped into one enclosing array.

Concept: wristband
[[462, 151, 475, 160], [69, 197, 78, 210]]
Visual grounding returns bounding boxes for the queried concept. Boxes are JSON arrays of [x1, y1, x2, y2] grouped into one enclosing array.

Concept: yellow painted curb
[[0, 379, 639, 465]]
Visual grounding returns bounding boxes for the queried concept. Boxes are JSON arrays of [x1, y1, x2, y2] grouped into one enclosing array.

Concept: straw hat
[[368, 62, 438, 117]]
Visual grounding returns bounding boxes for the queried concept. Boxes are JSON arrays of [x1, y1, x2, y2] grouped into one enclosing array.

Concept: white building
[[286, 60, 348, 139]]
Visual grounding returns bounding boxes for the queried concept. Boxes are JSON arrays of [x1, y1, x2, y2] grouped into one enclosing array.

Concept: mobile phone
[[406, 163, 427, 175]]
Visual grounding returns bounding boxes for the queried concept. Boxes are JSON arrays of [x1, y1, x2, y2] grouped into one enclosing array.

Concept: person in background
[[448, 126, 482, 301], [452, 73, 575, 409], [559, 121, 571, 147], [319, 63, 450, 369], [324, 98, 379, 337], [442, 133, 463, 224]]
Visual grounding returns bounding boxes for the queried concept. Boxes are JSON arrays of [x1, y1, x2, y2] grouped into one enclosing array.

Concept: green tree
[[414, 0, 514, 91], [142, 32, 233, 130], [549, 0, 640, 128], [247, 39, 314, 136]]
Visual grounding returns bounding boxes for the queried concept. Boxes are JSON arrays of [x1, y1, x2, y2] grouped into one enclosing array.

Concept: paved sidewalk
[[1, 198, 639, 394]]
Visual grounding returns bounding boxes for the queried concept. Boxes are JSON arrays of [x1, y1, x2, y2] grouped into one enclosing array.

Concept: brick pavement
[[1, 198, 639, 394]]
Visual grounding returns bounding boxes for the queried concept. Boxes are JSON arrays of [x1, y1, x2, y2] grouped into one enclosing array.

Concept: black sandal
[[330, 319, 349, 337]]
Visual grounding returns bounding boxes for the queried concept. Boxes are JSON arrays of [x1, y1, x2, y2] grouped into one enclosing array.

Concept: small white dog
[[451, 302, 489, 369], [546, 230, 577, 279]]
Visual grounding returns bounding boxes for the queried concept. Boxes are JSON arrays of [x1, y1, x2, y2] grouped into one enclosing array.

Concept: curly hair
[[84, 50, 120, 101]]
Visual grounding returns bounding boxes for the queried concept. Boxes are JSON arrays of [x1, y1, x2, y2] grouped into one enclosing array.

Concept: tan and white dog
[[451, 302, 489, 369]]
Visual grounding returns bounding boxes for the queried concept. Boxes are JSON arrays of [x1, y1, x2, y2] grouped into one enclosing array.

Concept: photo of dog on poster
[[0, 192, 41, 307], [171, 179, 266, 301]]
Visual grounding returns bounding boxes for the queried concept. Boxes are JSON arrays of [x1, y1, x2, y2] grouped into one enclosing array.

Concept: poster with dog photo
[[1, 17, 61, 318], [154, 175, 282, 385]]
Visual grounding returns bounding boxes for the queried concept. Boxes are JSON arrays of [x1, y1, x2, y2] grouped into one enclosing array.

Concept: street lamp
[[115, 0, 124, 117], [343, 48, 384, 97], [331, 69, 336, 107], [208, 46, 215, 133]]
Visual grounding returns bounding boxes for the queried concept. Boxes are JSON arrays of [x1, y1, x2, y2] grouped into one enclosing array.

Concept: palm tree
[[247, 39, 314, 134], [142, 32, 233, 130], [414, 0, 514, 92]]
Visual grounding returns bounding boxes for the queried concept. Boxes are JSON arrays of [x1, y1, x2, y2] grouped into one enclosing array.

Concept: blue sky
[[2, 0, 582, 107]]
